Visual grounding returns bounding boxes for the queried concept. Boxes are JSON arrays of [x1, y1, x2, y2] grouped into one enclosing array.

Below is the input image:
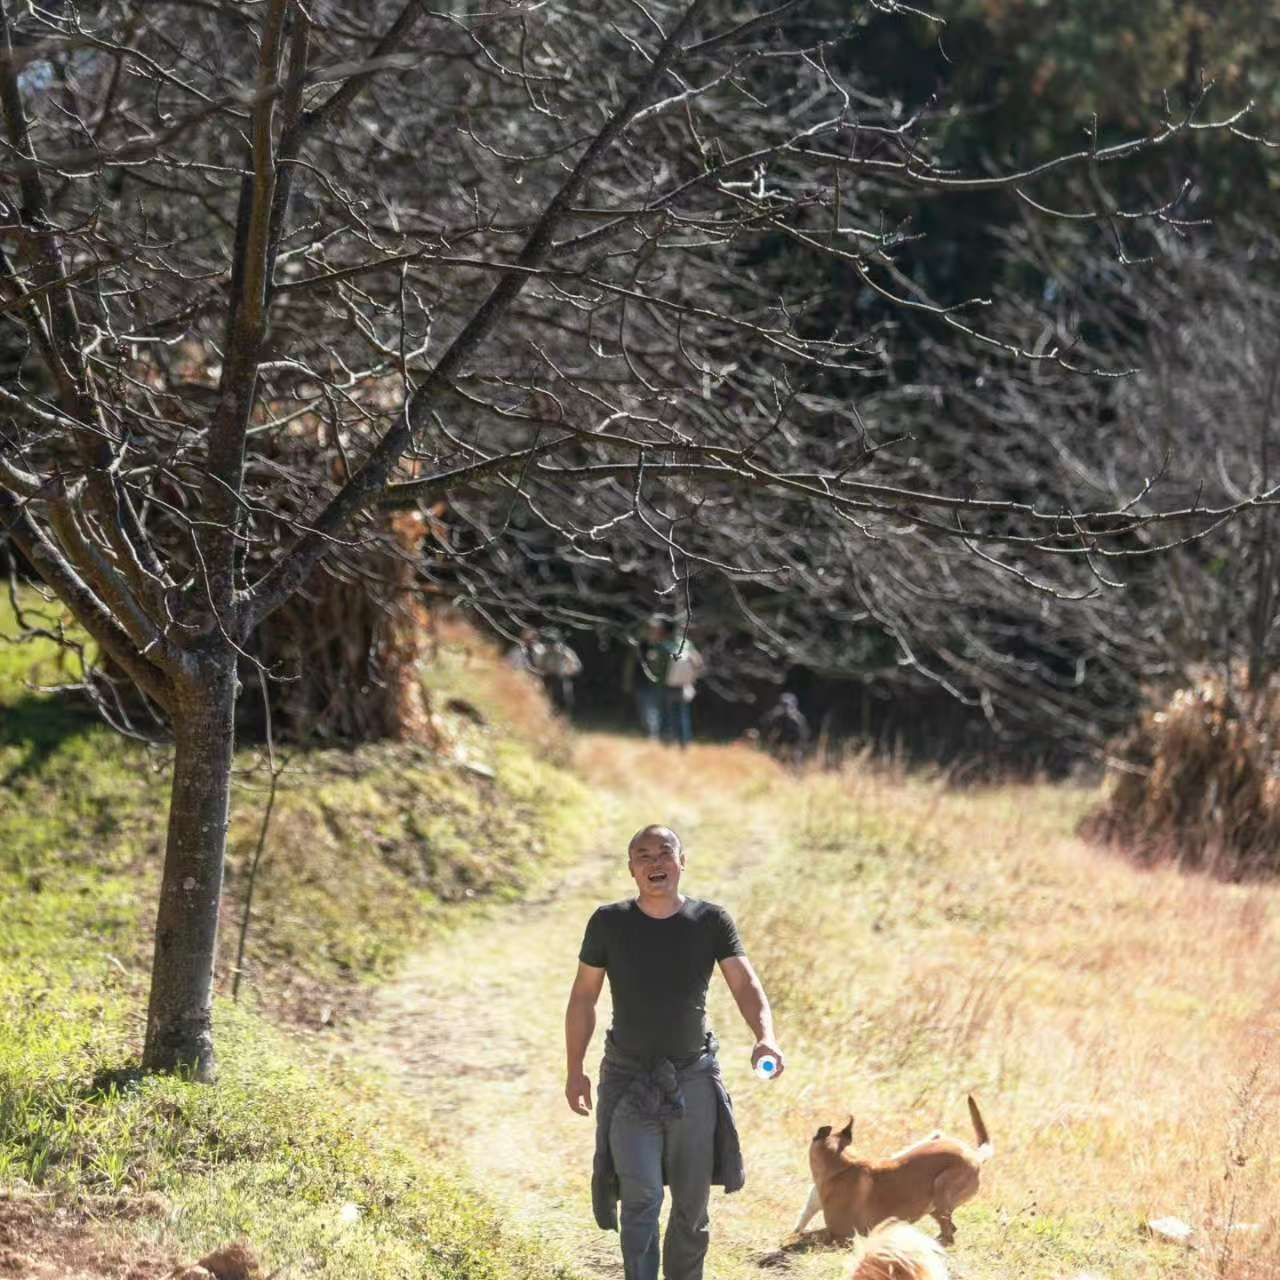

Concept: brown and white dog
[[850, 1219, 950, 1280], [794, 1095, 993, 1245]]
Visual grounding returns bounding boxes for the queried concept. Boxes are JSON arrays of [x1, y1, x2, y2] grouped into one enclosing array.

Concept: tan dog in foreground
[[794, 1095, 993, 1245], [850, 1220, 950, 1280]]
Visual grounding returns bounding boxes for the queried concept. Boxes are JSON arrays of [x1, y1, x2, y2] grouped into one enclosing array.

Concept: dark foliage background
[[3, 0, 1277, 764]]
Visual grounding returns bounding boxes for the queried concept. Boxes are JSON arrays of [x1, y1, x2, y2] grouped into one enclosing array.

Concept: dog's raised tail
[[967, 1094, 993, 1163]]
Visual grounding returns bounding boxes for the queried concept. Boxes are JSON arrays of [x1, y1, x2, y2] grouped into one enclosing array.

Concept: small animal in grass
[[849, 1219, 950, 1280], [794, 1094, 993, 1245]]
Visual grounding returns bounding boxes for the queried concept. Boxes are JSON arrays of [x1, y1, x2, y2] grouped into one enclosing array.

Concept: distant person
[[540, 627, 583, 715], [758, 692, 810, 766], [506, 625, 545, 674], [623, 616, 675, 741], [664, 634, 704, 749]]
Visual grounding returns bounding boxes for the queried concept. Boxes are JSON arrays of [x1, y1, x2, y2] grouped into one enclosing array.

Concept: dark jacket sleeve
[[592, 1065, 623, 1229], [712, 1075, 745, 1194]]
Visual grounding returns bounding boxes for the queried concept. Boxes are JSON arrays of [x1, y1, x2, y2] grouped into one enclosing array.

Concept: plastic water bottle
[[754, 1053, 779, 1081]]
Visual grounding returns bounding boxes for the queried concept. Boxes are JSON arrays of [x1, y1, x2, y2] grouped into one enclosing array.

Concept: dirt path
[[349, 735, 813, 1279]]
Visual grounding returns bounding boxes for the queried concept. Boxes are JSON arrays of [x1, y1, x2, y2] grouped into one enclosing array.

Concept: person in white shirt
[[540, 627, 583, 715], [507, 625, 545, 673], [664, 635, 704, 748]]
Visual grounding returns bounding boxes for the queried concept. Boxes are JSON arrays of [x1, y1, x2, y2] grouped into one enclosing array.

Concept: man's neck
[[634, 893, 685, 919]]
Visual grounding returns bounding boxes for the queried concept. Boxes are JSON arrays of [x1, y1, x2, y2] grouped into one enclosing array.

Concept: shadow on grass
[[83, 1065, 149, 1102], [756, 1230, 847, 1268], [0, 692, 97, 786]]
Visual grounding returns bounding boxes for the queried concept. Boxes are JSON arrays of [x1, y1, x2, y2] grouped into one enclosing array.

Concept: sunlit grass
[[6, 585, 1278, 1279], [0, 585, 91, 698], [719, 760, 1280, 1280], [421, 611, 573, 763], [0, 976, 584, 1280], [366, 734, 1279, 1280], [1, 590, 594, 1277]]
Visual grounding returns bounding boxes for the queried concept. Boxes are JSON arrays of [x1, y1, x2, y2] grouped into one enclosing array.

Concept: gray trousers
[[609, 1072, 716, 1280]]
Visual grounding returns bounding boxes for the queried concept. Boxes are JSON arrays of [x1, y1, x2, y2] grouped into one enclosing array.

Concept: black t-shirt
[[579, 897, 745, 1060]]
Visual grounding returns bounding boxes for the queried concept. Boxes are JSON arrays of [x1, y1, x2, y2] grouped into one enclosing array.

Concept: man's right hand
[[566, 1070, 593, 1115]]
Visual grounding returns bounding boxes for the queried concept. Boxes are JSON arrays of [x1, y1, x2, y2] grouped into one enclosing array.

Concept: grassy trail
[[350, 735, 797, 1280], [6, 597, 1275, 1278], [349, 734, 1280, 1280]]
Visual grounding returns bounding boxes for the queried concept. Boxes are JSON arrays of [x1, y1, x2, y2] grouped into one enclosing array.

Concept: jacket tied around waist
[[590, 1030, 745, 1231]]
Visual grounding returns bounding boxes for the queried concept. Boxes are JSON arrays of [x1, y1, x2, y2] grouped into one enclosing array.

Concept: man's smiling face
[[628, 828, 685, 902]]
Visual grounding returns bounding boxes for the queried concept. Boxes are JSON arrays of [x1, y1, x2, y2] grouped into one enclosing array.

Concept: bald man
[[565, 824, 784, 1280]]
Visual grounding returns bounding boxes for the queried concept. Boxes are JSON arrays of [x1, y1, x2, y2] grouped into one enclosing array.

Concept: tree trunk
[[141, 649, 237, 1079]]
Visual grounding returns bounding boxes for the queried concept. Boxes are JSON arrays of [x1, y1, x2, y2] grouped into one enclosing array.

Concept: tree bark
[[141, 649, 237, 1079]]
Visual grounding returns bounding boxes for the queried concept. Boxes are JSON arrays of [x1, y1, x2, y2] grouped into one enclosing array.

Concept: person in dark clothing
[[564, 825, 784, 1280], [505, 625, 545, 673], [758, 691, 811, 766], [622, 616, 677, 741]]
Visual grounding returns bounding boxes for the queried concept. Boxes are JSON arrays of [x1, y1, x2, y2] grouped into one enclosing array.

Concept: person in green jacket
[[623, 616, 676, 741]]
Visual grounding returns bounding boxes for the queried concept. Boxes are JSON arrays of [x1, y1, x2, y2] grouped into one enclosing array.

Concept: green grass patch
[[225, 736, 591, 1012], [2, 589, 593, 1276], [0, 984, 581, 1279], [1, 588, 594, 1013]]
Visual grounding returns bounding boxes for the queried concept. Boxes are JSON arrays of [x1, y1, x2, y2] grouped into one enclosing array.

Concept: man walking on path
[[564, 825, 785, 1280]]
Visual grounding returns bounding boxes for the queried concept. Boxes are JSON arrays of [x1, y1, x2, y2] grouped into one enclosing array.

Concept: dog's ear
[[813, 1125, 832, 1141], [838, 1116, 854, 1141]]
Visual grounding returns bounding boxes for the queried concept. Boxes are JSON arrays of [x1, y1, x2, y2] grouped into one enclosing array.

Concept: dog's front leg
[[793, 1184, 823, 1234]]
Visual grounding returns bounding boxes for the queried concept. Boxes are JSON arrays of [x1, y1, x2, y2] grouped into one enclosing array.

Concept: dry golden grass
[[422, 610, 573, 760], [727, 760, 1280, 1280], [351, 735, 1280, 1280]]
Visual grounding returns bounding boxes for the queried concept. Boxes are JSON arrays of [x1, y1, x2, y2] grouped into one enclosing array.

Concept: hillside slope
[[1, 594, 594, 1278], [4, 595, 1279, 1280]]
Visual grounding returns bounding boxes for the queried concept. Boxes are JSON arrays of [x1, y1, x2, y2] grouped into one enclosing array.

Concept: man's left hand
[[751, 1039, 785, 1078]]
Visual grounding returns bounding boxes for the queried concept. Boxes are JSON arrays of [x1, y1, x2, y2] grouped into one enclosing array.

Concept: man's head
[[627, 824, 685, 902], [644, 614, 670, 643]]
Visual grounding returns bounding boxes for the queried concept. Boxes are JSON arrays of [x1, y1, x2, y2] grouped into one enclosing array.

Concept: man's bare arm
[[719, 955, 785, 1077], [565, 961, 606, 1114]]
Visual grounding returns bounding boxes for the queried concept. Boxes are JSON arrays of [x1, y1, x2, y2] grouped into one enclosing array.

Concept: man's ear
[[838, 1116, 854, 1141]]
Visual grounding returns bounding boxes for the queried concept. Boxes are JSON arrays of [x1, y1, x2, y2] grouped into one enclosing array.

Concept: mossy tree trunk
[[141, 648, 237, 1079]]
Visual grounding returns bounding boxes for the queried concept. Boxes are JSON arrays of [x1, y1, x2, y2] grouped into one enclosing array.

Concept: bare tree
[[843, 231, 1280, 752], [0, 0, 1271, 1076], [1114, 242, 1280, 703]]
